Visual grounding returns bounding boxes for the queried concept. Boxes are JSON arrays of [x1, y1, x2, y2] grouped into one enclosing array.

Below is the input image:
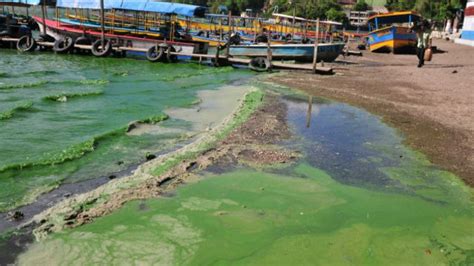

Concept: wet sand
[[270, 39, 474, 186]]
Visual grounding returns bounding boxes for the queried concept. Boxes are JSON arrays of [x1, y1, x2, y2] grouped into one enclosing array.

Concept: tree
[[326, 7, 348, 22], [385, 0, 416, 11], [354, 0, 369, 11]]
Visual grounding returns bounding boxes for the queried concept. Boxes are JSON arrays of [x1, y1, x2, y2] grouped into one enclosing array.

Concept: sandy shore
[[270, 39, 474, 186]]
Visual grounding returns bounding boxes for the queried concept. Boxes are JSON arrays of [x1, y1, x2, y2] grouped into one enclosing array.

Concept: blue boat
[[229, 43, 345, 62], [367, 11, 422, 53]]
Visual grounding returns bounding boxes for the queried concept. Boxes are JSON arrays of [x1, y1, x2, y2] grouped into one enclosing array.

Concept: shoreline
[[269, 39, 474, 187]]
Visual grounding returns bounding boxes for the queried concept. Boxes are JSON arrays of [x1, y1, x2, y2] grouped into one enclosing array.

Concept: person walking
[[413, 20, 432, 68]]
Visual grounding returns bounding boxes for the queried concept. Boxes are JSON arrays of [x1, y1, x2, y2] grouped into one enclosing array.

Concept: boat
[[229, 42, 345, 62], [33, 0, 209, 57], [367, 11, 422, 53]]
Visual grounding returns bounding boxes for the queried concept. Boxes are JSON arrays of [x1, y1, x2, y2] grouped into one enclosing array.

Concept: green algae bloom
[[17, 164, 474, 265], [0, 101, 33, 120]]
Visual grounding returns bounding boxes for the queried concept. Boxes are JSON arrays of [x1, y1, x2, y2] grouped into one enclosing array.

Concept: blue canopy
[[56, 0, 121, 9], [56, 0, 205, 17], [144, 1, 205, 17], [0, 0, 41, 5]]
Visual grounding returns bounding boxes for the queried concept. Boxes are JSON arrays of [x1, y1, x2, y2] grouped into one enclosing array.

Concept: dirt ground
[[270, 39, 474, 186]]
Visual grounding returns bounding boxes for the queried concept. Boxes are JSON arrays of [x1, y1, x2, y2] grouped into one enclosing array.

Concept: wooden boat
[[34, 16, 207, 56], [229, 43, 345, 62], [367, 11, 422, 53]]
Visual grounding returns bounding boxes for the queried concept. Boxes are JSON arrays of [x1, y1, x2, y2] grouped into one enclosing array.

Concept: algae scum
[[1, 50, 473, 264], [0, 50, 253, 212], [13, 86, 474, 265]]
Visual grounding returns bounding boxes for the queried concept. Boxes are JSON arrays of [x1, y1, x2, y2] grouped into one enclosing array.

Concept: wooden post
[[100, 0, 105, 47], [306, 95, 313, 128], [291, 5, 296, 40], [266, 30, 272, 70], [312, 18, 320, 74], [41, 0, 47, 35], [226, 11, 231, 59], [214, 19, 222, 66]]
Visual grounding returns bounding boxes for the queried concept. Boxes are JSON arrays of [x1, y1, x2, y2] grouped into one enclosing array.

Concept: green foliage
[[385, 0, 416, 11], [326, 8, 347, 22], [354, 0, 370, 11], [385, 0, 466, 21]]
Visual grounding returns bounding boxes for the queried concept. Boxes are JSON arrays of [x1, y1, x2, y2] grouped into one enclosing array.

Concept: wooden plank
[[347, 50, 363, 56], [228, 58, 251, 64], [272, 62, 333, 73], [37, 41, 55, 47], [115, 46, 147, 52], [0, 37, 19, 42]]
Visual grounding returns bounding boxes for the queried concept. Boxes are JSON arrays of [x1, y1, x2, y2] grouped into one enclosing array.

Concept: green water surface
[[0, 50, 253, 211]]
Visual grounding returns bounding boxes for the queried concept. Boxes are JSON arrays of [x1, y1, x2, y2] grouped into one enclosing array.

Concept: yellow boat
[[367, 11, 422, 53]]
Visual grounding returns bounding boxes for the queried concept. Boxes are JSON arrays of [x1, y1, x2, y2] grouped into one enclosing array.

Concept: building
[[349, 10, 376, 26], [455, 0, 474, 46]]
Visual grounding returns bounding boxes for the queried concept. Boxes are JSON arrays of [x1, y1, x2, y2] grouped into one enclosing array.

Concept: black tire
[[228, 33, 241, 45], [165, 45, 177, 63], [16, 35, 36, 52], [197, 31, 204, 36], [249, 57, 270, 72], [53, 36, 74, 53], [91, 39, 112, 57], [255, 35, 268, 43], [146, 45, 165, 62]]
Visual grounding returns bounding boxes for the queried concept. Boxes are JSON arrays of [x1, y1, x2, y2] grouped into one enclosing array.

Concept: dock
[[0, 36, 334, 74]]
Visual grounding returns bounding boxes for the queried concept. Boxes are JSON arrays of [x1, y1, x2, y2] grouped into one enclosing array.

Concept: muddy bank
[[269, 39, 474, 186]]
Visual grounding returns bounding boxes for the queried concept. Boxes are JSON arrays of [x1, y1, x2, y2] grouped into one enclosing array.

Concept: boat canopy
[[368, 11, 422, 25], [56, 0, 205, 17], [0, 0, 43, 5]]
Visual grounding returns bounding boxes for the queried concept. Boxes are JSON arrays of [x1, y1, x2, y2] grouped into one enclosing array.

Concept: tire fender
[[249, 57, 270, 72], [16, 35, 36, 52], [91, 39, 112, 57], [53, 36, 74, 53]]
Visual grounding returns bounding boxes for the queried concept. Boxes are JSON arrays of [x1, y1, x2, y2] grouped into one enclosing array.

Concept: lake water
[[16, 91, 474, 265]]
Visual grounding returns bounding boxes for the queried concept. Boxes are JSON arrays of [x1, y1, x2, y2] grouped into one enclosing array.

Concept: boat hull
[[229, 43, 345, 62], [368, 26, 416, 53]]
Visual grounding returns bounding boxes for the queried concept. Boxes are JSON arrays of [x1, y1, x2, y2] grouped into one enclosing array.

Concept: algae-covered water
[[17, 93, 474, 265], [0, 50, 253, 212]]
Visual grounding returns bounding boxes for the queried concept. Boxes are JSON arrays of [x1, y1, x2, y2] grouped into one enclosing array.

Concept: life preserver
[[146, 45, 165, 62], [91, 39, 112, 57], [249, 57, 270, 72], [16, 35, 36, 52], [53, 36, 74, 53]]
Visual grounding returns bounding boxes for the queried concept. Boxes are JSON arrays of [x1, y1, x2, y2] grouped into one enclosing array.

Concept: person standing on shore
[[413, 20, 432, 68]]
